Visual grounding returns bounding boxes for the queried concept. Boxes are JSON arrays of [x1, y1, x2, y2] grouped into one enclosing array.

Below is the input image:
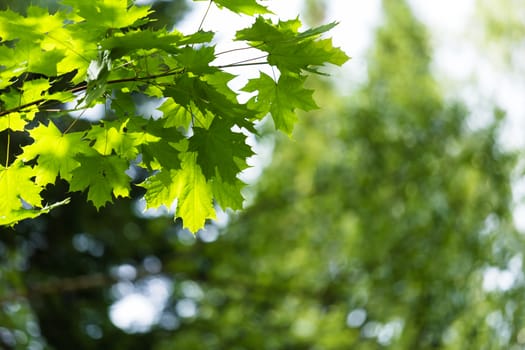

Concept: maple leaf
[[0, 113, 27, 132], [21, 78, 50, 103], [21, 122, 91, 185], [158, 98, 194, 131], [101, 29, 182, 56], [0, 161, 71, 226], [200, 0, 271, 16], [61, 0, 152, 29], [122, 118, 183, 171], [210, 173, 245, 210], [165, 75, 255, 131], [189, 117, 253, 182], [141, 141, 182, 171], [0, 198, 71, 227], [44, 25, 99, 84], [243, 73, 318, 134], [176, 46, 217, 75], [140, 152, 216, 232], [236, 17, 349, 74], [69, 154, 131, 209], [86, 119, 141, 160], [141, 169, 179, 210], [175, 152, 216, 232], [0, 6, 65, 42], [0, 161, 42, 214], [0, 83, 44, 124]]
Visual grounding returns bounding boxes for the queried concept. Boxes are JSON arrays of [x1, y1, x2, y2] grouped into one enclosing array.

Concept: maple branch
[[0, 69, 185, 118], [69, 69, 186, 94]]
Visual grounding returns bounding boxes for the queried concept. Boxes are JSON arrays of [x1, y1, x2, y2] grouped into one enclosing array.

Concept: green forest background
[[1, 0, 525, 349]]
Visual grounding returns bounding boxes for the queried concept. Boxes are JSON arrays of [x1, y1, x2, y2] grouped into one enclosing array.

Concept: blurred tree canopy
[[1, 0, 525, 349], [474, 0, 525, 71]]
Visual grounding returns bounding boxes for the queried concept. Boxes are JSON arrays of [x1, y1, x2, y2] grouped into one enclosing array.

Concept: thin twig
[[5, 130, 10, 168], [197, 0, 213, 32], [215, 43, 265, 56], [62, 107, 88, 135], [216, 61, 269, 68], [219, 54, 268, 66]]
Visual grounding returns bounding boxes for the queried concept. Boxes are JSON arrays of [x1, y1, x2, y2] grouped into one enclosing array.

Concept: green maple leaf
[[158, 98, 194, 131], [189, 117, 253, 182], [141, 169, 178, 209], [0, 161, 42, 214], [0, 113, 27, 132], [176, 46, 217, 75], [21, 78, 50, 103], [26, 47, 65, 77], [0, 79, 52, 128], [44, 25, 99, 84], [166, 75, 255, 131], [269, 37, 349, 74], [141, 141, 182, 171], [0, 160, 69, 226], [120, 118, 183, 170], [175, 152, 216, 232], [195, 0, 271, 15], [0, 6, 66, 42], [243, 73, 318, 134], [62, 0, 152, 29], [69, 154, 131, 209], [0, 41, 65, 77], [86, 119, 140, 160], [0, 198, 71, 227], [101, 29, 181, 55], [236, 17, 349, 74], [210, 173, 245, 210], [100, 28, 214, 58], [141, 152, 216, 232], [21, 122, 90, 185]]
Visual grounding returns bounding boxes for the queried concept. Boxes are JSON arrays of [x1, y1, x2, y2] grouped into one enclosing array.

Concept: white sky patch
[[110, 293, 158, 332], [483, 254, 523, 292], [65, 99, 106, 121], [109, 276, 173, 333], [324, 0, 382, 90], [409, 1, 525, 150], [408, 0, 475, 35]]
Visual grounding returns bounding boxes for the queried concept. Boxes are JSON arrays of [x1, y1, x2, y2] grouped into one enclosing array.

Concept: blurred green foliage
[[475, 0, 525, 69], [1, 0, 524, 349]]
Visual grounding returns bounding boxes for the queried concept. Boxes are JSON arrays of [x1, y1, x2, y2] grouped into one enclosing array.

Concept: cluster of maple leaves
[[0, 0, 348, 232]]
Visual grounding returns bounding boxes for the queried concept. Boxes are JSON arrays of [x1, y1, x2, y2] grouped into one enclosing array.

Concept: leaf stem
[[62, 107, 89, 135], [5, 129, 10, 168], [216, 61, 269, 68], [0, 68, 185, 118], [197, 0, 213, 32], [215, 54, 269, 68], [215, 43, 265, 56]]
